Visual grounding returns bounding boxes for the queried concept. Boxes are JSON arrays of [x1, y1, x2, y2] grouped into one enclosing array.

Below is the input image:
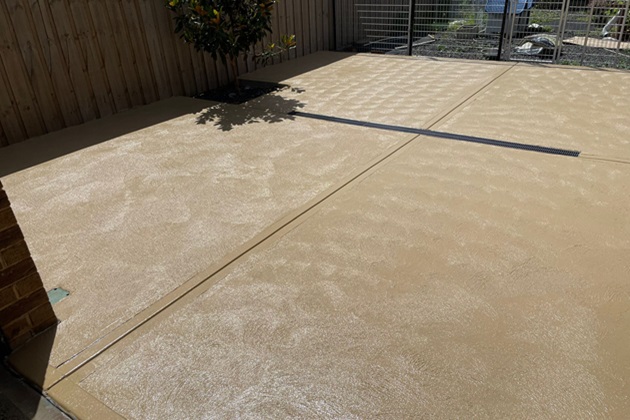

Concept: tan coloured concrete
[[436, 63, 630, 161], [247, 53, 630, 162], [242, 51, 356, 83], [72, 136, 630, 419], [6, 53, 630, 418], [0, 97, 211, 178], [244, 52, 514, 128], [0, 364, 69, 419], [1, 96, 414, 367]]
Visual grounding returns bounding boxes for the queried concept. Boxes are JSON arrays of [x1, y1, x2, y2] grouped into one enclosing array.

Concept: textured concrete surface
[[244, 52, 513, 129], [1, 97, 414, 367], [73, 135, 630, 419], [436, 64, 630, 161], [3, 52, 630, 418], [247, 53, 630, 163], [0, 364, 68, 419]]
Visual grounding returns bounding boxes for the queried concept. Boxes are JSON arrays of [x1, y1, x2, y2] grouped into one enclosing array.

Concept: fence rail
[[335, 0, 630, 68], [0, 0, 334, 147]]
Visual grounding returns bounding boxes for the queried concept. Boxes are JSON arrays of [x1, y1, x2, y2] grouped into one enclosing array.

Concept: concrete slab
[[0, 364, 68, 419], [1, 97, 414, 368], [0, 97, 211, 178], [435, 63, 630, 161], [4, 53, 630, 418], [244, 52, 513, 129], [247, 53, 630, 162], [64, 137, 630, 418]]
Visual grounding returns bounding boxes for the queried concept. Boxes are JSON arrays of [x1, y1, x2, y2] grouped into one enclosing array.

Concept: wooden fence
[[334, 0, 365, 50], [0, 0, 335, 147]]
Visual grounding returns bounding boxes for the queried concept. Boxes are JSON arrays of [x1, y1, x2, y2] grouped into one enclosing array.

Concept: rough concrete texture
[[76, 136, 630, 419], [436, 64, 630, 161], [244, 52, 513, 128], [0, 365, 68, 420], [1, 97, 414, 367], [4, 52, 630, 418], [248, 53, 630, 163]]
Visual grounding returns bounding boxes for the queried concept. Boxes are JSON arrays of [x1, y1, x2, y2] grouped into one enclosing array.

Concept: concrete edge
[[47, 380, 122, 420], [36, 130, 421, 390], [23, 56, 524, 393], [48, 60, 524, 388]]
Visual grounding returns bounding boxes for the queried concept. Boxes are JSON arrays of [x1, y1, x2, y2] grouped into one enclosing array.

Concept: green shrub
[[166, 0, 295, 88]]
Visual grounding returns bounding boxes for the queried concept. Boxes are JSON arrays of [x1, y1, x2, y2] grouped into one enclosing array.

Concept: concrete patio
[[1, 52, 629, 418]]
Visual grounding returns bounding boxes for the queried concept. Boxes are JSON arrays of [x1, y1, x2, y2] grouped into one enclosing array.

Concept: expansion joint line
[[49, 62, 540, 389]]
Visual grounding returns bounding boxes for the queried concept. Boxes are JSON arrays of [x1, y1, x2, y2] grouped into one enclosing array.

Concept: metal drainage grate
[[289, 111, 581, 158]]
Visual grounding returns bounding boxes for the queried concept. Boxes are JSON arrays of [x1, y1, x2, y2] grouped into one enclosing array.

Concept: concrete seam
[[43, 61, 522, 391], [43, 133, 422, 388], [424, 63, 517, 130], [578, 154, 630, 166]]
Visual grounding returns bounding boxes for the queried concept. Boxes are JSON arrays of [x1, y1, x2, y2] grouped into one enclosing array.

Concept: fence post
[[407, 0, 416, 56], [331, 0, 338, 51], [496, 0, 512, 60], [581, 0, 596, 66], [615, 0, 630, 52], [553, 0, 571, 63]]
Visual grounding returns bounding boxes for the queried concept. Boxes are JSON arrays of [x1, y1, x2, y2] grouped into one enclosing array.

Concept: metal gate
[[336, 0, 630, 68]]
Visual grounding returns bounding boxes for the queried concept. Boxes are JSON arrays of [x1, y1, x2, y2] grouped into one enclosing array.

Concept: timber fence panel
[[0, 0, 337, 146]]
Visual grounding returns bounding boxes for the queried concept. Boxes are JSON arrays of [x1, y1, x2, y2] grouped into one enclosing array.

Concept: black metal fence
[[338, 0, 630, 69]]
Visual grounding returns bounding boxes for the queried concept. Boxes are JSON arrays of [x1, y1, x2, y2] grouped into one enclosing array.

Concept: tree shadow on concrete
[[194, 91, 306, 132]]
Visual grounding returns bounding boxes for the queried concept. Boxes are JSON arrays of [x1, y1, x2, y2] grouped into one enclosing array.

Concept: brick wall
[[0, 181, 56, 351]]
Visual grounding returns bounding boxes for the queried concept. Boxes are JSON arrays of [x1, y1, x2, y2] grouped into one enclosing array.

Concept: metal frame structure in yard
[[336, 0, 630, 69]]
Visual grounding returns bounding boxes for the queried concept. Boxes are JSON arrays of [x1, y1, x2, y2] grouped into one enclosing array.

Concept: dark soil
[[356, 16, 630, 70], [403, 31, 630, 69], [194, 80, 288, 104]]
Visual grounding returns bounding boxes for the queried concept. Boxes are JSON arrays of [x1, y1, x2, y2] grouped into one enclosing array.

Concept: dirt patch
[[404, 31, 630, 69]]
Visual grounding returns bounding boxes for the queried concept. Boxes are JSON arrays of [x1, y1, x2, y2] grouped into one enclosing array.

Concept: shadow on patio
[[1, 52, 629, 418], [1, 327, 60, 419], [195, 96, 305, 131]]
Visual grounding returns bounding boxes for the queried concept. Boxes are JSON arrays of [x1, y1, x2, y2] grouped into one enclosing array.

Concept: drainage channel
[[289, 111, 581, 158]]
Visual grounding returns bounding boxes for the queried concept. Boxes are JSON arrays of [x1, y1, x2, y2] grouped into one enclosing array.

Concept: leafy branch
[[166, 0, 296, 90]]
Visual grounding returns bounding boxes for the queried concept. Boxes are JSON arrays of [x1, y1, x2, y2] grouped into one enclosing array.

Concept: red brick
[[28, 302, 57, 329], [0, 285, 17, 310], [1, 315, 32, 339], [8, 331, 33, 350], [0, 208, 17, 232], [0, 183, 50, 352], [0, 225, 23, 250], [0, 288, 48, 325], [1, 240, 30, 268], [0, 258, 37, 289], [15, 272, 44, 297], [0, 189, 9, 211]]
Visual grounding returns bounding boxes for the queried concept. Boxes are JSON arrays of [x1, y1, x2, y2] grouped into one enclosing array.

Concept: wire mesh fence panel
[[355, 1, 411, 53], [500, 0, 628, 67], [338, 0, 630, 68], [558, 0, 630, 68], [352, 0, 503, 58], [501, 0, 569, 63], [409, 0, 501, 59], [352, 0, 505, 59]]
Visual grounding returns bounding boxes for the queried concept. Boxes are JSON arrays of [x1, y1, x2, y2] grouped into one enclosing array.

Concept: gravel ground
[[406, 32, 630, 69], [359, 7, 630, 71]]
